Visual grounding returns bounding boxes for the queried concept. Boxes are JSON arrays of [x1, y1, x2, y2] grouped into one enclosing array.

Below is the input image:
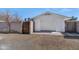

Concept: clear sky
[[0, 8, 79, 20]]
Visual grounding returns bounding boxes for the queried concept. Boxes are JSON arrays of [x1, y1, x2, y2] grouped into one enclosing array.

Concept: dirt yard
[[0, 34, 79, 50]]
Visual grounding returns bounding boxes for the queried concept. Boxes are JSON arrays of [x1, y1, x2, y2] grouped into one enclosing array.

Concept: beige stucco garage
[[32, 12, 69, 32]]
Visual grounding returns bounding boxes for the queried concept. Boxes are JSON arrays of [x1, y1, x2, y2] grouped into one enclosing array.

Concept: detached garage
[[32, 12, 69, 32]]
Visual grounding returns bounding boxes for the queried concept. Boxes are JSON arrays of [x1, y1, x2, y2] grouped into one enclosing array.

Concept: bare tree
[[0, 10, 12, 32], [0, 10, 22, 33], [4, 10, 12, 32], [13, 12, 22, 23]]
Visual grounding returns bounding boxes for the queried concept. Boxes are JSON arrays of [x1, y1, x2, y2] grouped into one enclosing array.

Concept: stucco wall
[[0, 22, 22, 33], [29, 21, 33, 34], [0, 22, 9, 32], [33, 14, 66, 32], [10, 22, 22, 33]]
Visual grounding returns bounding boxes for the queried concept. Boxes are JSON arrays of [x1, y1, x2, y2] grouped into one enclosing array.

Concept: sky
[[0, 8, 79, 20]]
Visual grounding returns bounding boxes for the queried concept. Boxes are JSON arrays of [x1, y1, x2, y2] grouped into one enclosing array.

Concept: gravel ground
[[0, 34, 78, 50]]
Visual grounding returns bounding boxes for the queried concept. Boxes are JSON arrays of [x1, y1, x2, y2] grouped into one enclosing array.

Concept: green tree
[[70, 16, 78, 20]]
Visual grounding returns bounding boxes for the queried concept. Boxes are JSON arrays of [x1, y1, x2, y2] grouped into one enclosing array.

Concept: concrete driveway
[[32, 32, 63, 36]]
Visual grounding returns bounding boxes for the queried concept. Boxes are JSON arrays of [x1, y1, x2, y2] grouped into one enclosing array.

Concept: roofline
[[65, 20, 79, 22], [31, 11, 71, 20], [51, 12, 70, 18]]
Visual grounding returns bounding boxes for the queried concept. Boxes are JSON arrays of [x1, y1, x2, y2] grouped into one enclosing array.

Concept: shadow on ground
[[64, 36, 79, 39]]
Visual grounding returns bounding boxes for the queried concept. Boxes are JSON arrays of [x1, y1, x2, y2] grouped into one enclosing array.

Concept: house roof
[[31, 11, 71, 20]]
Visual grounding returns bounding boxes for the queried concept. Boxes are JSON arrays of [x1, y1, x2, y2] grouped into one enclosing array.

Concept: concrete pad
[[32, 32, 63, 36], [51, 32, 63, 35]]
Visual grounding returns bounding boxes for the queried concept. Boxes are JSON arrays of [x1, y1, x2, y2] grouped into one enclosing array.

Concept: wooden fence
[[65, 21, 76, 32]]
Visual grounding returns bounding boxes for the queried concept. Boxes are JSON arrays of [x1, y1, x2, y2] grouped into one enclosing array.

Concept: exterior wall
[[76, 22, 79, 33], [0, 22, 9, 32], [34, 18, 40, 31], [33, 14, 66, 32], [10, 22, 22, 33], [0, 22, 22, 33]]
